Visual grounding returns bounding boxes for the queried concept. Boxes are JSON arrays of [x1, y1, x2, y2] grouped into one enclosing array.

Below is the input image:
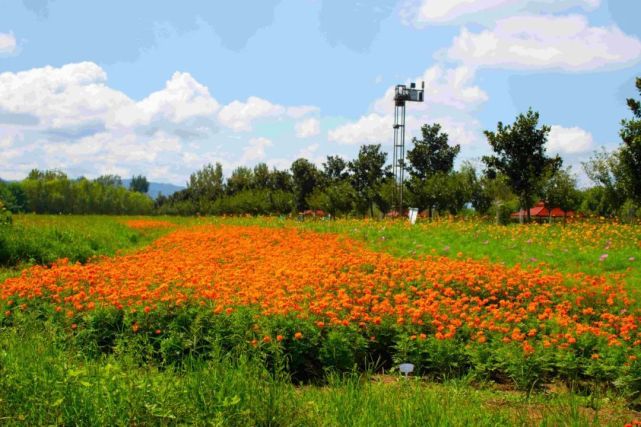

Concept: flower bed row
[[2, 225, 641, 394]]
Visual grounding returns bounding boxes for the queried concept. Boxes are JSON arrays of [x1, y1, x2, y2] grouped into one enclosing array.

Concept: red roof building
[[511, 201, 579, 219]]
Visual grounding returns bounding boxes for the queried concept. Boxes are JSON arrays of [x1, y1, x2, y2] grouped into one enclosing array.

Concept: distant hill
[[122, 179, 185, 198]]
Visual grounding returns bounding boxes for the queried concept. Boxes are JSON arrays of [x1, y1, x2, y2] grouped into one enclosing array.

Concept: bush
[[0, 200, 12, 225]]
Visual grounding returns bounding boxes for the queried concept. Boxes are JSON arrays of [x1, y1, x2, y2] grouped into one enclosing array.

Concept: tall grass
[[0, 322, 632, 426]]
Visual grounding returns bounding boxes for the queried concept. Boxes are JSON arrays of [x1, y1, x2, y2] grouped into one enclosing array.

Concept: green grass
[[0, 322, 635, 426], [292, 219, 640, 278], [0, 215, 176, 281]]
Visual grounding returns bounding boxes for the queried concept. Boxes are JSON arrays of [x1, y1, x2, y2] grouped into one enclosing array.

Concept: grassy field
[[1, 215, 640, 426]]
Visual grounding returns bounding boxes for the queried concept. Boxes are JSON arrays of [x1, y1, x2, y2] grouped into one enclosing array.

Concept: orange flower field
[[2, 221, 641, 385]]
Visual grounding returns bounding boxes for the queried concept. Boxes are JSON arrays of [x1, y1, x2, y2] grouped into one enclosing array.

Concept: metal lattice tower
[[392, 82, 424, 214]]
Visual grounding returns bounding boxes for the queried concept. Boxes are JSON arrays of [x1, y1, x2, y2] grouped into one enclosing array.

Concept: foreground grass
[[0, 323, 636, 426]]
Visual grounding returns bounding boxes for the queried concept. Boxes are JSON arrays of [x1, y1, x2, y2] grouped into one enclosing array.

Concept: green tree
[[348, 145, 388, 217], [291, 158, 319, 211], [188, 163, 224, 200], [226, 166, 253, 195], [407, 123, 460, 180], [582, 149, 626, 216], [252, 163, 271, 190], [129, 175, 149, 193], [483, 109, 562, 222], [307, 181, 355, 217], [406, 124, 461, 219], [540, 167, 581, 223], [94, 175, 122, 188], [620, 77, 641, 205], [268, 168, 293, 192], [322, 155, 349, 183]]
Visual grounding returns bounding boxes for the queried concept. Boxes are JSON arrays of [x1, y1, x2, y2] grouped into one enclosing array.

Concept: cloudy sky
[[1, 0, 640, 185]]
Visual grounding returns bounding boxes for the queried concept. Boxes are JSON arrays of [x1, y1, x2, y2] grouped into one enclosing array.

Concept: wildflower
[[294, 332, 303, 340]]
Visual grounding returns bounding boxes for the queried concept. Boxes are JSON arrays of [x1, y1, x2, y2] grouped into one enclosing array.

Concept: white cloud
[[295, 117, 320, 138], [0, 62, 129, 129], [373, 65, 487, 114], [400, 0, 600, 26], [111, 72, 219, 129], [217, 97, 317, 132], [0, 62, 321, 183], [218, 97, 284, 132], [0, 32, 16, 54], [328, 114, 391, 145], [287, 105, 319, 119], [328, 112, 482, 148], [241, 137, 273, 163], [548, 125, 594, 154], [445, 15, 641, 71]]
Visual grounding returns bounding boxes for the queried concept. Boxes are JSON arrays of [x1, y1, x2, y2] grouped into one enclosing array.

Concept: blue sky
[[1, 0, 640, 185]]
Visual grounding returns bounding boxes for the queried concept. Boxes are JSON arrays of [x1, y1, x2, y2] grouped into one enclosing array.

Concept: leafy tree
[[620, 77, 641, 205], [129, 175, 149, 193], [269, 168, 293, 192], [188, 163, 224, 200], [322, 155, 349, 183], [226, 166, 253, 195], [307, 181, 355, 217], [252, 163, 271, 190], [291, 158, 319, 211], [406, 172, 450, 219], [94, 175, 123, 188], [582, 149, 626, 216], [348, 145, 388, 217], [407, 123, 460, 179], [406, 124, 461, 218], [540, 167, 581, 223], [483, 109, 562, 222]]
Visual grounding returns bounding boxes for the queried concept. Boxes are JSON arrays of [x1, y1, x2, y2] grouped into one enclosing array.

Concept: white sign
[[408, 208, 418, 225], [399, 363, 415, 376]]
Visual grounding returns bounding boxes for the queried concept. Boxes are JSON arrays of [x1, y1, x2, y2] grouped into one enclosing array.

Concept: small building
[[511, 201, 580, 221]]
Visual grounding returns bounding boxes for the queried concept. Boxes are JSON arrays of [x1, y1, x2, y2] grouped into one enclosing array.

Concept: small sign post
[[408, 208, 418, 225], [399, 363, 414, 378]]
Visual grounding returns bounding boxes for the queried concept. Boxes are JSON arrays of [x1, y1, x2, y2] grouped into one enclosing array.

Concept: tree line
[[1, 77, 640, 222], [0, 170, 153, 215]]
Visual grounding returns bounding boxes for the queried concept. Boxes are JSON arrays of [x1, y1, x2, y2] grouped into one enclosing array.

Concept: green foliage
[[322, 155, 349, 183], [307, 181, 356, 217], [94, 174, 122, 188], [483, 109, 562, 221], [540, 167, 582, 221], [291, 158, 320, 211], [0, 321, 624, 426], [349, 145, 389, 217], [129, 175, 149, 193], [407, 123, 460, 180], [188, 162, 225, 200], [15, 172, 153, 215], [226, 166, 253, 195], [0, 200, 12, 225], [620, 77, 641, 205], [0, 215, 162, 269], [582, 149, 627, 216]]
